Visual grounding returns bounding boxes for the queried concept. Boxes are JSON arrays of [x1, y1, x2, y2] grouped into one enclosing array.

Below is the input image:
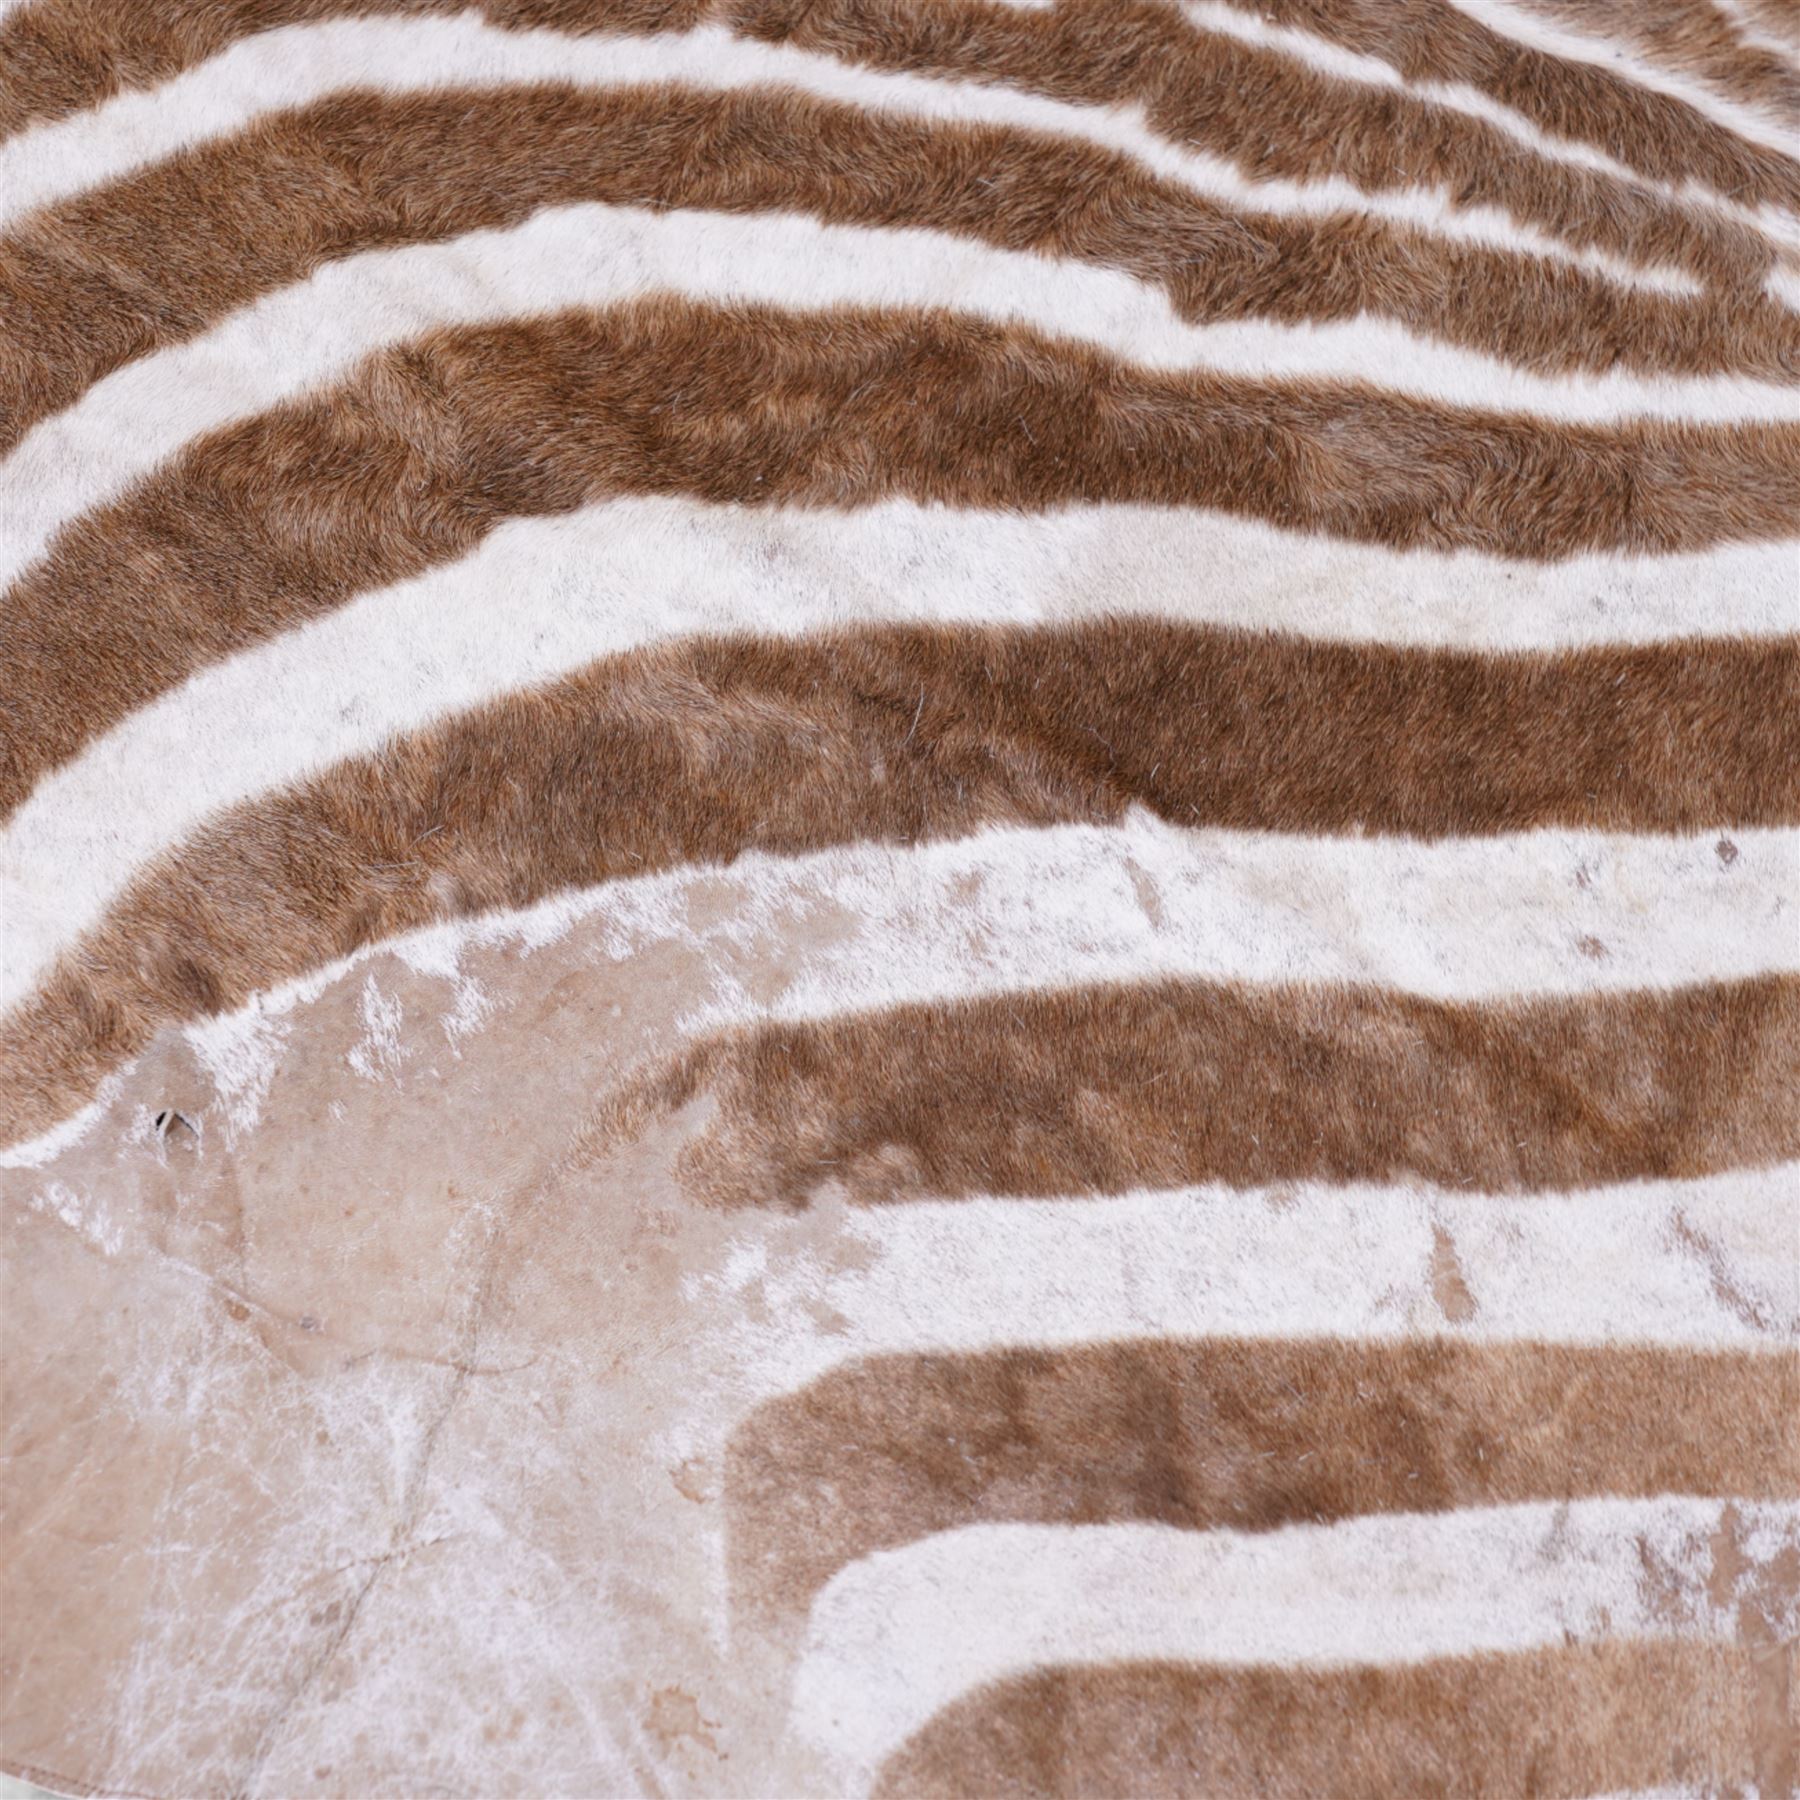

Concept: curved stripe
[[14, 58, 1800, 460], [9, 0, 1797, 186], [7, 204, 1795, 597], [18, 811, 1790, 1350], [790, 1501, 1800, 1774], [9, 503, 1795, 978], [0, 11, 1766, 296], [1718, 0, 1800, 70], [872, 1644, 1769, 1798], [1504, 0, 1800, 127], [730, 1343, 1798, 1626], [8, 806, 1796, 1151], [743, 0, 1799, 259], [14, 604, 1800, 1022], [6, 303, 1796, 819], [1188, 0, 1800, 194], [1451, 0, 1800, 151], [641, 973, 1800, 1206], [4, 614, 1797, 1136]]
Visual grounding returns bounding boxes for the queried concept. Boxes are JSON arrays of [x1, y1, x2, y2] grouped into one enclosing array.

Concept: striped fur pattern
[[0, 0, 1796, 1793]]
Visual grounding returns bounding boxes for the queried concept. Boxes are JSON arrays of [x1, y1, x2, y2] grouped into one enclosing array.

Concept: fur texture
[[1510, 0, 1800, 123], [725, 1337, 1797, 1621], [1470, 0, 1800, 132], [3, 618, 1797, 1137], [1195, 0, 1800, 170], [4, 11, 1795, 313], [10, 80, 1800, 461], [3, 0, 1796, 233], [874, 1645, 1785, 1798], [1, 0, 1796, 1793], [5, 302, 1798, 814]]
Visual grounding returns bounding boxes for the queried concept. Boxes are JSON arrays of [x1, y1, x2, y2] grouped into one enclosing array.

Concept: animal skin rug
[[0, 0, 1798, 1794]]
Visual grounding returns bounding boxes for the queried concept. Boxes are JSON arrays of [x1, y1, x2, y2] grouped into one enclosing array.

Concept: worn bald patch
[[3, 1, 1794, 1796]]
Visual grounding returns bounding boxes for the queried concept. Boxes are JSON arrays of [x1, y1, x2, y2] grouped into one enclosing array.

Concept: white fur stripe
[[791, 1501, 1799, 1777], [1598, 1792, 1736, 1800], [0, 15, 1706, 295], [692, 1171, 1800, 1413], [3, 206, 1793, 604], [4, 495, 1793, 1011], [1442, 0, 1800, 161]]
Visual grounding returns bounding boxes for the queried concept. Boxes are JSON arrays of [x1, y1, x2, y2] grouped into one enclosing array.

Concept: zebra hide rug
[[0, 0, 1796, 1794]]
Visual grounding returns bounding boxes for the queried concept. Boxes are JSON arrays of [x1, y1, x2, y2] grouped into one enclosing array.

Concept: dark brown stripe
[[872, 1644, 1775, 1799], [0, 0, 1780, 296], [5, 299, 1798, 814], [7, 85, 1795, 462], [725, 1336, 1800, 1621], [1231, 0, 1800, 189]]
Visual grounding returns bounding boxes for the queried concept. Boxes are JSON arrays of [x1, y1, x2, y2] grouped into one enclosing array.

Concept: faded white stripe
[[7, 486, 1792, 1008], [1595, 1790, 1728, 1800], [687, 1171, 1800, 1416], [4, 492, 1794, 1013], [1714, 0, 1800, 75], [3, 205, 1793, 605], [0, 15, 1703, 296], [791, 1501, 1800, 1778]]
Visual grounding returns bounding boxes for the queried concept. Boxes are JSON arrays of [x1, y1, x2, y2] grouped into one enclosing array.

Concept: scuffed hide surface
[[1, 0, 1798, 1794]]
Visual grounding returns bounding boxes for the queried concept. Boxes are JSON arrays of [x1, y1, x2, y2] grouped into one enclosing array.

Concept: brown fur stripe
[[1224, 0, 1800, 174], [1736, 0, 1800, 44], [1507, 0, 1800, 124], [629, 974, 1800, 1206], [0, 0, 1786, 289], [724, 1337, 1800, 1621], [5, 301, 1799, 813], [728, 0, 1800, 256], [0, 0, 681, 135], [9, 87, 1799, 462], [871, 1642, 1785, 1799]]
